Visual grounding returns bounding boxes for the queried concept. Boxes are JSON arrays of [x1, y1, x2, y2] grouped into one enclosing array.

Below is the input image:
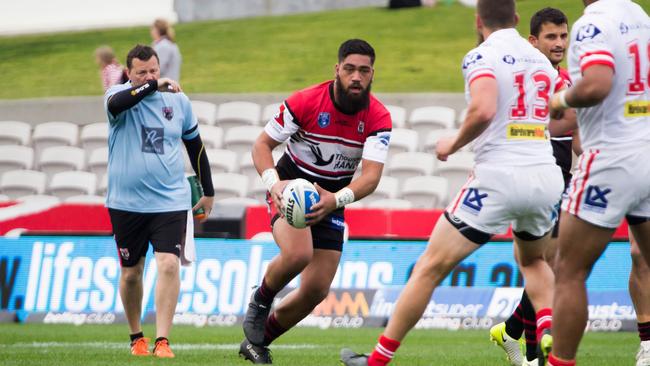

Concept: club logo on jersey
[[502, 55, 516, 65], [141, 127, 165, 154], [162, 106, 174, 120], [309, 144, 334, 166], [318, 112, 331, 128], [119, 248, 129, 260], [584, 185, 611, 213], [358, 121, 365, 134], [461, 188, 487, 215], [462, 52, 483, 69], [619, 22, 629, 34], [575, 23, 602, 42]]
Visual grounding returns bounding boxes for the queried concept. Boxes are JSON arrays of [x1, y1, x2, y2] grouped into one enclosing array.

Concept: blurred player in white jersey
[[549, 1, 650, 365], [340, 0, 564, 365]]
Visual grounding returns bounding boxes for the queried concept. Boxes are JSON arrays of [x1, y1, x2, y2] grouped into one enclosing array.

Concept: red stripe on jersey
[[579, 50, 614, 60], [299, 131, 364, 148], [573, 150, 599, 216], [581, 60, 615, 73], [274, 104, 286, 127], [469, 73, 496, 86], [287, 147, 355, 178]]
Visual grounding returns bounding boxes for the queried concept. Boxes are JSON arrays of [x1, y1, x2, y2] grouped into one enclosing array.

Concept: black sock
[[263, 312, 288, 346], [504, 292, 526, 339], [155, 337, 168, 344], [254, 277, 280, 307], [130, 331, 144, 342], [639, 321, 650, 341], [520, 292, 539, 361]]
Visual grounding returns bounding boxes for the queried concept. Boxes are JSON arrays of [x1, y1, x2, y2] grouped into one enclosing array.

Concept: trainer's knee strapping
[[444, 211, 492, 245]]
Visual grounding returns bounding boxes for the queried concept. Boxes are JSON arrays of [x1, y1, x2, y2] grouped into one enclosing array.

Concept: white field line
[[0, 342, 327, 350]]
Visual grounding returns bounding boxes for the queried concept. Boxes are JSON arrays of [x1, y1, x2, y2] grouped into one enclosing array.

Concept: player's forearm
[[252, 140, 277, 176], [563, 66, 613, 108], [183, 135, 214, 197], [452, 106, 492, 151], [549, 109, 577, 137], [107, 80, 158, 116]]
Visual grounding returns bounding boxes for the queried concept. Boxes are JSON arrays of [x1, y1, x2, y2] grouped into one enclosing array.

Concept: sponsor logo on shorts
[[584, 185, 611, 213], [461, 188, 487, 216], [318, 112, 331, 128], [624, 101, 650, 118], [119, 248, 129, 260], [506, 123, 547, 140]]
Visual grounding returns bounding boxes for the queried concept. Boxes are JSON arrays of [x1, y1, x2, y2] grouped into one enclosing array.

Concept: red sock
[[548, 353, 576, 366], [367, 335, 400, 366], [536, 308, 552, 341]]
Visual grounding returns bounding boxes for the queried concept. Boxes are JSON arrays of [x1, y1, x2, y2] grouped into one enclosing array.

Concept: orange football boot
[[130, 337, 151, 356], [153, 338, 175, 358]]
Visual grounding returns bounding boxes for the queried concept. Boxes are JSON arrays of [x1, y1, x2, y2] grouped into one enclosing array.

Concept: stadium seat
[[38, 146, 86, 179], [32, 121, 79, 157], [80, 123, 108, 154], [211, 173, 249, 201], [400, 176, 449, 208], [251, 231, 274, 241], [457, 107, 468, 127], [64, 195, 105, 204], [0, 170, 47, 198], [223, 125, 264, 158], [435, 152, 475, 196], [87, 147, 108, 176], [191, 100, 218, 125], [408, 106, 456, 147], [199, 125, 224, 149], [387, 152, 436, 185], [248, 177, 267, 203], [388, 128, 418, 156], [363, 176, 398, 205], [48, 171, 97, 199], [215, 101, 262, 132], [385, 105, 407, 128], [421, 128, 462, 152], [0, 121, 31, 146], [0, 145, 34, 174], [261, 102, 283, 124], [216, 197, 264, 207], [0, 194, 9, 202], [366, 198, 413, 209], [97, 174, 108, 196], [16, 194, 61, 204], [205, 148, 238, 173], [346, 200, 364, 208]]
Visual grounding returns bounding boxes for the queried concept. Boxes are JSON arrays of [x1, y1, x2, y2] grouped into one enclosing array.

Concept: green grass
[[1, 1, 649, 99], [0, 323, 639, 365]]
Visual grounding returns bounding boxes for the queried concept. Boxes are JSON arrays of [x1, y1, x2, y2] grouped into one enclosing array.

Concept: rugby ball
[[282, 179, 320, 229]]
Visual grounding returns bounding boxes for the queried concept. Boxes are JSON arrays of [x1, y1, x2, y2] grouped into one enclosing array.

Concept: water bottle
[[187, 175, 205, 220]]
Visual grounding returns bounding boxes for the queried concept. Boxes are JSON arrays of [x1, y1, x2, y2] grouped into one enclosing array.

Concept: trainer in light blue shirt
[[104, 81, 199, 212]]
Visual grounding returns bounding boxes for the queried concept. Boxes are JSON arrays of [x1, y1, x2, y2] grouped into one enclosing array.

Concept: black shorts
[[269, 207, 345, 252], [109, 208, 187, 267]]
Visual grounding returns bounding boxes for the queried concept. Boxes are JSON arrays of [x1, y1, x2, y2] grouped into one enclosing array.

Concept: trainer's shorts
[[109, 209, 187, 267], [267, 194, 344, 252], [562, 146, 650, 229], [447, 163, 564, 237]]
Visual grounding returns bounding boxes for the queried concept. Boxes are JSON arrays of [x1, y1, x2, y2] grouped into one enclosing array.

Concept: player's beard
[[335, 76, 371, 115]]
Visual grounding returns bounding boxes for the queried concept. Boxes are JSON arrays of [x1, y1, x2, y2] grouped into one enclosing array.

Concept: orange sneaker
[[153, 338, 175, 358], [130, 337, 151, 356]]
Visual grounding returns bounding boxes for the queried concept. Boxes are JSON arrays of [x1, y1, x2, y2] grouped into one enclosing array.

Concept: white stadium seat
[[215, 101, 262, 132], [385, 105, 407, 129], [48, 171, 97, 199], [191, 100, 218, 125], [80, 123, 108, 154], [408, 106, 456, 147], [224, 125, 264, 158], [0, 145, 34, 174], [32, 121, 79, 157], [400, 176, 449, 208], [366, 198, 413, 209], [87, 147, 109, 176], [0, 194, 8, 202], [238, 153, 258, 183], [211, 173, 249, 201], [64, 195, 106, 204], [16, 194, 61, 204], [363, 176, 398, 205], [435, 152, 475, 196], [387, 152, 436, 185], [388, 128, 418, 156], [0, 121, 31, 146], [421, 129, 462, 153], [38, 146, 85, 179], [261, 102, 283, 124], [97, 174, 108, 196], [0, 170, 47, 198], [216, 197, 264, 207], [205, 149, 238, 173], [248, 177, 268, 203], [199, 125, 224, 149]]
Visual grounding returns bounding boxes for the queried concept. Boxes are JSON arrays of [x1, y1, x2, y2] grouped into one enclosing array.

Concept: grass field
[[0, 324, 639, 365], [2, 1, 650, 99]]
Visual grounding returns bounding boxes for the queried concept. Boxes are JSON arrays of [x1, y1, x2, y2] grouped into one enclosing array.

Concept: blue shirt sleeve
[[181, 93, 199, 140]]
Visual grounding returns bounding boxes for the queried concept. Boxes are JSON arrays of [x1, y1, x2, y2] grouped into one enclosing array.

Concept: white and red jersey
[[264, 80, 392, 192], [462, 28, 562, 166], [568, 0, 650, 150]]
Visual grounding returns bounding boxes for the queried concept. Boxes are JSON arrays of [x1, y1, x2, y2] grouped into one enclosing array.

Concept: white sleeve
[[569, 16, 615, 75], [361, 130, 391, 164], [461, 47, 496, 86], [263, 102, 300, 143]]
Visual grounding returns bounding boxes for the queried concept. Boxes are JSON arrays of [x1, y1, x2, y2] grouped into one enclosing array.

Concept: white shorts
[[447, 163, 564, 237], [562, 147, 650, 229]]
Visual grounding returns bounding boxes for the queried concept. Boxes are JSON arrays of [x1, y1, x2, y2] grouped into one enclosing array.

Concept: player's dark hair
[[338, 39, 375, 65], [530, 7, 568, 37], [477, 0, 516, 29], [126, 44, 160, 69]]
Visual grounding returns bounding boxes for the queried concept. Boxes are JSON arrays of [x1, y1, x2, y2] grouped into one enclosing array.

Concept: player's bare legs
[[272, 248, 340, 330], [551, 213, 613, 361], [154, 252, 180, 339], [382, 216, 480, 341], [629, 223, 650, 365], [119, 257, 145, 334], [516, 234, 554, 311], [265, 219, 314, 291]]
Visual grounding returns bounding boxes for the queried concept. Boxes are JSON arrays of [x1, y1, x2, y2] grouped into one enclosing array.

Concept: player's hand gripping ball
[[281, 178, 320, 228]]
